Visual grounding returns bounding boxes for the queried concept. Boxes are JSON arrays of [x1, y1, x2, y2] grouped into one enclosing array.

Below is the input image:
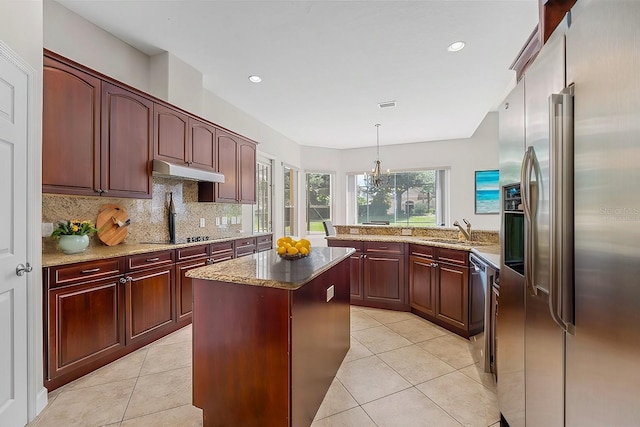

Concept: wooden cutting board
[[96, 204, 130, 246]]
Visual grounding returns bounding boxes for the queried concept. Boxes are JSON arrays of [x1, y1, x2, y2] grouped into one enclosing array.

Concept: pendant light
[[370, 123, 390, 187]]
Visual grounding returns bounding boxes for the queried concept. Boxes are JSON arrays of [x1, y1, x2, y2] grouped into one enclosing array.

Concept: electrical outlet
[[42, 222, 54, 237], [215, 217, 221, 226], [236, 216, 241, 224], [222, 216, 228, 225], [349, 228, 359, 234], [231, 216, 237, 225], [326, 285, 335, 302], [401, 228, 412, 236], [199, 218, 205, 228]]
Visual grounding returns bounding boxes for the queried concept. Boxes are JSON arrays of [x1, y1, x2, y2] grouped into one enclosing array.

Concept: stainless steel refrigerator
[[498, 1, 640, 426]]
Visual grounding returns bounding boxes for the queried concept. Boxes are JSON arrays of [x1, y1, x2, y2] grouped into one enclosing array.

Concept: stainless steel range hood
[[152, 159, 225, 183]]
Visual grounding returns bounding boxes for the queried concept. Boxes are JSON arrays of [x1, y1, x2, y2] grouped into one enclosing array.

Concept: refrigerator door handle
[[549, 88, 576, 334], [520, 146, 538, 297]]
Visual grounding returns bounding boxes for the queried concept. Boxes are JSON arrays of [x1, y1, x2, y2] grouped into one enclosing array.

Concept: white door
[[0, 48, 29, 427]]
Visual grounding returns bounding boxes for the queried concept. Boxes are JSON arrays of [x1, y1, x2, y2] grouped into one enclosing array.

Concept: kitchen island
[[186, 247, 354, 427]]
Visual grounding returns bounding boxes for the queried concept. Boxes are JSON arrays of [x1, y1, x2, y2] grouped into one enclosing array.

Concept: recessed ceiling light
[[248, 75, 262, 83], [447, 41, 466, 52]]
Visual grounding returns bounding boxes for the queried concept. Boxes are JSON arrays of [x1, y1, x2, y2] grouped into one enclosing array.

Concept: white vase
[[58, 235, 90, 254]]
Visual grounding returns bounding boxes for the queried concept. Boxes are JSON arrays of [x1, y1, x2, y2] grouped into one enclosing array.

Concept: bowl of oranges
[[276, 236, 311, 260]]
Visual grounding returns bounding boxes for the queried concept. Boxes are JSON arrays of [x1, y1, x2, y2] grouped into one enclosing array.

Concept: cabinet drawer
[[438, 248, 469, 266], [365, 241, 404, 254], [211, 241, 234, 262], [49, 258, 125, 288], [256, 235, 273, 252], [328, 240, 364, 251], [235, 237, 257, 258], [409, 244, 436, 259], [176, 244, 209, 262], [126, 250, 174, 271]]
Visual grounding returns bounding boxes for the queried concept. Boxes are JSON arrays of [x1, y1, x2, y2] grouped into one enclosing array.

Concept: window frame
[[305, 171, 333, 235]]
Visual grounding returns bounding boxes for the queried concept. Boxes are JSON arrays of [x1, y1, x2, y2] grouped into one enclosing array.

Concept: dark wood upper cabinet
[[199, 131, 257, 204], [215, 130, 239, 203], [188, 118, 217, 171], [101, 83, 153, 198], [238, 137, 257, 203], [42, 57, 101, 196], [153, 103, 189, 165], [43, 54, 152, 198]]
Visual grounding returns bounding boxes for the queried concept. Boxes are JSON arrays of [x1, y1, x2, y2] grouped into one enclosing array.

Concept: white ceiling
[[54, 0, 538, 149]]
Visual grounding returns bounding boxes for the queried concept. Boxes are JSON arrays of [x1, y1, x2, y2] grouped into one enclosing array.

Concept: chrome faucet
[[453, 219, 472, 241]]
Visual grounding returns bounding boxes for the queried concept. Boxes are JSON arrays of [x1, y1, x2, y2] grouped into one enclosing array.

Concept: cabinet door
[[349, 250, 364, 302], [436, 263, 469, 330], [409, 255, 436, 316], [102, 83, 153, 198], [363, 253, 405, 305], [47, 277, 125, 381], [175, 258, 208, 324], [238, 138, 257, 204], [189, 118, 217, 171], [216, 130, 238, 202], [42, 57, 101, 196], [125, 266, 174, 345], [154, 103, 189, 165]]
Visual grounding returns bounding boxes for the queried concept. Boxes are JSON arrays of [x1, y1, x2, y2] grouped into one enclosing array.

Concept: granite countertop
[[186, 247, 355, 291], [470, 245, 500, 271], [42, 232, 272, 268], [327, 234, 497, 252]]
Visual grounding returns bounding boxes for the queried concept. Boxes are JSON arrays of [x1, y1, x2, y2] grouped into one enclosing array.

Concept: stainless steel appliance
[[498, 1, 640, 425], [469, 253, 496, 374]]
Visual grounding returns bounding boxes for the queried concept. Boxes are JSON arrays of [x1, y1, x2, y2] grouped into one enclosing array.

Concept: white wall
[[44, 0, 150, 91], [0, 0, 46, 420], [301, 113, 501, 231]]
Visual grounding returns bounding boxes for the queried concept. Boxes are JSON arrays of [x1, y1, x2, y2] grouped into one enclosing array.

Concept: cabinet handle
[[101, 190, 108, 194], [145, 257, 160, 262], [127, 276, 133, 282], [119, 277, 127, 284], [81, 268, 101, 274], [95, 188, 102, 193], [432, 262, 439, 268]]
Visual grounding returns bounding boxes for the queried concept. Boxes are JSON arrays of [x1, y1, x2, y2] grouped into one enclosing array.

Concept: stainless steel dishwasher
[[470, 253, 497, 373]]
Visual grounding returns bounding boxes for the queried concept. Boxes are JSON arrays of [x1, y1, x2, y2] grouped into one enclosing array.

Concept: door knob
[[16, 263, 33, 276]]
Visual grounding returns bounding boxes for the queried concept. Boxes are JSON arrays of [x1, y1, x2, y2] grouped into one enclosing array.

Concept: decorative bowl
[[278, 253, 309, 260]]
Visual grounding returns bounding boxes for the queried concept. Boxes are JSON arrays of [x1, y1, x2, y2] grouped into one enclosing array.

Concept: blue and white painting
[[475, 170, 500, 214]]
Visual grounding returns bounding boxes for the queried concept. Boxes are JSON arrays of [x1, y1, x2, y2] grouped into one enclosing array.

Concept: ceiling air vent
[[378, 100, 397, 109]]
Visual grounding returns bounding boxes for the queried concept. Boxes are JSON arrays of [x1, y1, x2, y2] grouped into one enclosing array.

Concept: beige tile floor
[[29, 306, 500, 427]]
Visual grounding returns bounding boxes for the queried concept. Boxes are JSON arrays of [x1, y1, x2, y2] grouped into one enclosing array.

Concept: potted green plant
[[51, 219, 98, 254]]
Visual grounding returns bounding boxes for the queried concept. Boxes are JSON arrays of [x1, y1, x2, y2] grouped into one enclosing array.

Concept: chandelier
[[370, 123, 390, 187]]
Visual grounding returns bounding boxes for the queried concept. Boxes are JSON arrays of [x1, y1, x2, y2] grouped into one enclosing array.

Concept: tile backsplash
[[43, 177, 243, 249]]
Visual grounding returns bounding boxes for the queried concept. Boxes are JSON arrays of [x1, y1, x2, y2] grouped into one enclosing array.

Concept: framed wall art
[[475, 170, 500, 214]]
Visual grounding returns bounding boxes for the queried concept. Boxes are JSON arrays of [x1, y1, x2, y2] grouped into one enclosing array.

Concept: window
[[253, 158, 272, 233], [283, 165, 298, 236], [305, 172, 332, 234], [350, 169, 447, 226]]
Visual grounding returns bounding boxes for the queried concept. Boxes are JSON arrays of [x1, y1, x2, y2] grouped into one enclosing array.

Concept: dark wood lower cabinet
[[46, 277, 125, 386], [436, 263, 469, 331], [125, 265, 175, 345], [175, 258, 208, 325], [327, 240, 408, 310], [192, 258, 350, 427], [409, 255, 437, 317], [409, 244, 475, 337]]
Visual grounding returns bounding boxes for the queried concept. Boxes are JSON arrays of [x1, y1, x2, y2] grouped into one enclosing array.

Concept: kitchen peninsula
[[186, 247, 354, 427]]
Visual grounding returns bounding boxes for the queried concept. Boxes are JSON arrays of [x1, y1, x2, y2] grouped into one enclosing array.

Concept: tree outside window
[[306, 173, 331, 233], [356, 170, 440, 226]]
